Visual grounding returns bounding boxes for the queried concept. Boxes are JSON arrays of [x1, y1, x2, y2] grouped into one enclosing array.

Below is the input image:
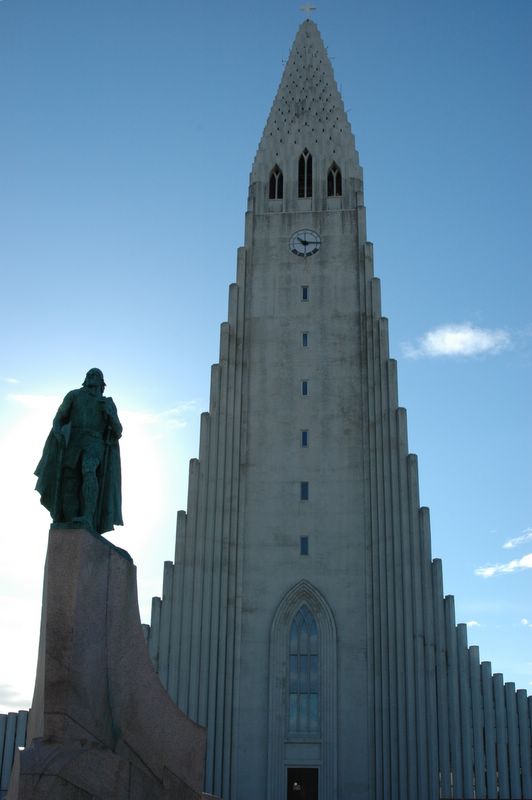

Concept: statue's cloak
[[35, 430, 123, 535]]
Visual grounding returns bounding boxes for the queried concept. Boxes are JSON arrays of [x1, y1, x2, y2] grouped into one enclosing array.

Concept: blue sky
[[0, 0, 530, 713]]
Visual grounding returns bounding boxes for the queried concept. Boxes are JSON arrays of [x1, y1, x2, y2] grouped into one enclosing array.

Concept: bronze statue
[[35, 368, 123, 534]]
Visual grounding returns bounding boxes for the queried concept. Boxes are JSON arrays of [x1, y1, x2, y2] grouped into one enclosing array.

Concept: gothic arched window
[[268, 580, 337, 800], [269, 165, 283, 199], [327, 162, 342, 196], [288, 604, 319, 733], [298, 149, 312, 198]]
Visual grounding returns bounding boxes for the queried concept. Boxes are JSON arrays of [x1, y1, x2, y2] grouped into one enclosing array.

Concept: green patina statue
[[35, 368, 123, 534]]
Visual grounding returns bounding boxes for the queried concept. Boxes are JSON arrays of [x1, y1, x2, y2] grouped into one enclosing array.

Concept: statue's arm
[[52, 391, 75, 440], [103, 397, 123, 439]]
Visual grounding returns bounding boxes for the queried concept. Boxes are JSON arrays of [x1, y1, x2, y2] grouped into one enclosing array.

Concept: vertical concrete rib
[[517, 689, 532, 798], [445, 595, 463, 797], [432, 560, 451, 798], [505, 683, 521, 798], [387, 362, 408, 800], [457, 624, 474, 797], [0, 716, 5, 767], [419, 507, 439, 799], [157, 560, 174, 690], [221, 284, 241, 800], [370, 276, 381, 317], [494, 672, 510, 799], [228, 261, 246, 800], [198, 392, 219, 744], [225, 278, 245, 798], [207, 332, 228, 793], [369, 276, 390, 800], [481, 661, 498, 800], [362, 245, 382, 800], [148, 596, 162, 670], [469, 646, 486, 799], [0, 712, 17, 794], [168, 509, 187, 702], [212, 320, 231, 796], [397, 408, 417, 800], [377, 317, 398, 800], [14, 710, 28, 748], [407, 454, 428, 800], [198, 406, 218, 728], [529, 694, 532, 772], [188, 411, 212, 718], [361, 341, 377, 800], [205, 361, 225, 792], [178, 457, 200, 711]]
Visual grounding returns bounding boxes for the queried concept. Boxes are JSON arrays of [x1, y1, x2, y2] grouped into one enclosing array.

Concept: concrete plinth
[[7, 529, 207, 800]]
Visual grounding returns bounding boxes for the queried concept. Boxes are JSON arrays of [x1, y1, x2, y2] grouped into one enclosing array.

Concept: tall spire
[[145, 18, 532, 800], [250, 20, 362, 212]]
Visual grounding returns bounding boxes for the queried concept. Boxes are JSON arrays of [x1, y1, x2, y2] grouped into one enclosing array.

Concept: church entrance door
[[286, 767, 318, 800]]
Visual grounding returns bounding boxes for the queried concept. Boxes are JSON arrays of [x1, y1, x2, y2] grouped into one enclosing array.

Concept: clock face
[[289, 229, 321, 258]]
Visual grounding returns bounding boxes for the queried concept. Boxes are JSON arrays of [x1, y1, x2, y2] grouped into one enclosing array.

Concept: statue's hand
[[101, 397, 122, 439]]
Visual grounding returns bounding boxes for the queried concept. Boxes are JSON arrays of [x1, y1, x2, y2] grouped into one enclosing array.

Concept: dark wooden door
[[287, 767, 318, 800]]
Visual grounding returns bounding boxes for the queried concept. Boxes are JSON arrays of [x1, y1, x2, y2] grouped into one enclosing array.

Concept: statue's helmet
[[82, 368, 106, 390]]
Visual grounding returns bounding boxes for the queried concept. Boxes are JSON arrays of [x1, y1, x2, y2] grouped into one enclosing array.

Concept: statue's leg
[[62, 467, 80, 523], [80, 453, 100, 532]]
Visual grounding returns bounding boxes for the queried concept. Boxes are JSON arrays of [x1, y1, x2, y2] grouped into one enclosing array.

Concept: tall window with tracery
[[269, 165, 283, 199], [298, 149, 312, 198], [288, 604, 319, 734], [327, 162, 342, 196]]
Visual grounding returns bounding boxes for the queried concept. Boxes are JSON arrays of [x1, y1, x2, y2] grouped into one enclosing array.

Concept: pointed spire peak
[[255, 19, 349, 147], [285, 17, 329, 75], [250, 19, 361, 209]]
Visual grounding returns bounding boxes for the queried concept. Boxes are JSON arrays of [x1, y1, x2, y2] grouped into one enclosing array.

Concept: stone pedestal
[[7, 529, 208, 800]]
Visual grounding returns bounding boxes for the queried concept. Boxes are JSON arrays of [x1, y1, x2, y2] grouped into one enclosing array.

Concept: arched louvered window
[[269, 165, 283, 199], [298, 149, 312, 198], [327, 162, 342, 196], [288, 604, 319, 734]]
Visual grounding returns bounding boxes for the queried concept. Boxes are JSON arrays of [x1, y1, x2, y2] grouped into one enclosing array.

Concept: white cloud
[[503, 528, 532, 549], [466, 620, 481, 627], [520, 618, 532, 628], [403, 323, 511, 359], [475, 553, 532, 578], [3, 377, 19, 384]]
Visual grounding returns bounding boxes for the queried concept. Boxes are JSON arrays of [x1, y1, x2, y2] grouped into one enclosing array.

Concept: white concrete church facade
[[145, 20, 532, 800]]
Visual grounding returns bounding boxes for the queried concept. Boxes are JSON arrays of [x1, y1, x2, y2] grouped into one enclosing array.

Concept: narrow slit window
[[269, 165, 283, 199], [301, 286, 309, 301], [300, 536, 309, 555], [327, 162, 342, 196], [300, 482, 309, 501], [301, 380, 309, 396], [302, 332, 309, 347], [301, 430, 308, 447], [298, 149, 313, 198]]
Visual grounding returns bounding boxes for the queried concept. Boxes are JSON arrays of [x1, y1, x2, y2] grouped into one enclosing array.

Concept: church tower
[[146, 20, 532, 800]]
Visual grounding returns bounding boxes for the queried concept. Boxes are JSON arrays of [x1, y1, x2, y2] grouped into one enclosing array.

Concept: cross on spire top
[[300, 3, 317, 16]]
